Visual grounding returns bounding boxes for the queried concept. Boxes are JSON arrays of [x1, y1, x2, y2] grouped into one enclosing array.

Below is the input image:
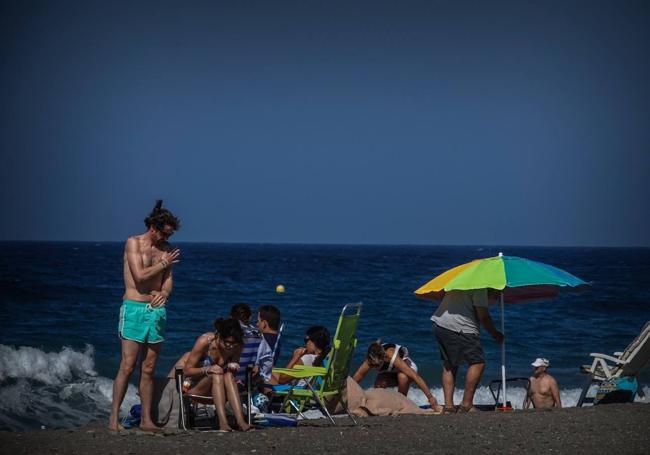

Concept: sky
[[1, 1, 649, 246]]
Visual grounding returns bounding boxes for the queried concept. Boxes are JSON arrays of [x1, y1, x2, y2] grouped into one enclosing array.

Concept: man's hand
[[493, 331, 504, 344], [150, 290, 167, 307], [162, 248, 181, 265]]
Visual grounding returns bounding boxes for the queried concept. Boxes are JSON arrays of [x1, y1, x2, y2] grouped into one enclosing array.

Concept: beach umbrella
[[414, 252, 588, 408]]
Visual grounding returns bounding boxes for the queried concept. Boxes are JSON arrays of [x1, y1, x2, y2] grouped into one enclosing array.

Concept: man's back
[[431, 289, 488, 335]]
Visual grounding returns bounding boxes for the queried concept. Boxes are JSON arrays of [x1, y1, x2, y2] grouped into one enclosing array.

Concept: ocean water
[[1, 242, 649, 430]]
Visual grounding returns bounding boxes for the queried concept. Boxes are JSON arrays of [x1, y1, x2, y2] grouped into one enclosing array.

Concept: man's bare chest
[[139, 242, 164, 267]]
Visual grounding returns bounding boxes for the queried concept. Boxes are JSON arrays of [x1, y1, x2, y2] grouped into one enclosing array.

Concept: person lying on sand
[[352, 340, 443, 412], [524, 358, 562, 409], [171, 318, 251, 431]]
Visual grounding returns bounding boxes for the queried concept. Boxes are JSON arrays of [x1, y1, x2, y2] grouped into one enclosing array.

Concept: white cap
[[531, 358, 549, 367]]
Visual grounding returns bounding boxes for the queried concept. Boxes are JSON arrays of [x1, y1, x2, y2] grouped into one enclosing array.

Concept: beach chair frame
[[577, 320, 650, 406], [271, 302, 362, 425]]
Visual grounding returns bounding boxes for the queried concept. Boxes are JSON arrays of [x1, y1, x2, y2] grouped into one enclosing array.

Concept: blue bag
[[253, 413, 298, 427], [120, 404, 142, 429], [594, 376, 638, 405]]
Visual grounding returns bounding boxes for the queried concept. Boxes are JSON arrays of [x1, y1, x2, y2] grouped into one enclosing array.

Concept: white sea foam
[[407, 384, 650, 409], [0, 344, 97, 383], [0, 345, 138, 431]]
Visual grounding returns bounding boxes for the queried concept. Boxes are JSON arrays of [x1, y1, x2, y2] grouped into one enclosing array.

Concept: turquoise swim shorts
[[118, 300, 167, 344]]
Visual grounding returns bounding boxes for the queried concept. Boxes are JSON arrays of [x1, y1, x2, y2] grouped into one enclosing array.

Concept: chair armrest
[[272, 366, 327, 378], [613, 352, 623, 356], [589, 353, 628, 365]]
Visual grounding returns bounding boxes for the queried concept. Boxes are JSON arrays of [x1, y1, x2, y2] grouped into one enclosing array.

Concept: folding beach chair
[[174, 367, 220, 431], [577, 320, 650, 406], [271, 303, 362, 425]]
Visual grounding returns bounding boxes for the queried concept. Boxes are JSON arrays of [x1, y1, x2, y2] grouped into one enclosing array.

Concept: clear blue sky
[[1, 1, 649, 246]]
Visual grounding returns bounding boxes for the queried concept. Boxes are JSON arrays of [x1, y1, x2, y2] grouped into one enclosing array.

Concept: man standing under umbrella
[[431, 288, 503, 413]]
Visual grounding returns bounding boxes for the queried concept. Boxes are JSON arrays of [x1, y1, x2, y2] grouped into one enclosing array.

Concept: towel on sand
[[345, 377, 439, 417]]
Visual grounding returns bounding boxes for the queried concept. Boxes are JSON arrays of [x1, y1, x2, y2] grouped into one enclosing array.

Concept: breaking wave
[[0, 345, 138, 431]]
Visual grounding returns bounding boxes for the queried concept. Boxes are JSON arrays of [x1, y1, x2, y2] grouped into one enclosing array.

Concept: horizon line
[[0, 239, 648, 249]]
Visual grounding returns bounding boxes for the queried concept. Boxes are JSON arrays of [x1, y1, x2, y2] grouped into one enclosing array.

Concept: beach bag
[[152, 377, 181, 428], [120, 404, 141, 429], [594, 376, 638, 405], [253, 413, 298, 427]]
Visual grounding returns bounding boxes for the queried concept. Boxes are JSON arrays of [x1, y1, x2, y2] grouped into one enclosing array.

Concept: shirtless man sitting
[[523, 358, 562, 409]]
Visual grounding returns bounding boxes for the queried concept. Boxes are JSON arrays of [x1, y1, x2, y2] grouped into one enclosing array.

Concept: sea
[[1, 242, 649, 431]]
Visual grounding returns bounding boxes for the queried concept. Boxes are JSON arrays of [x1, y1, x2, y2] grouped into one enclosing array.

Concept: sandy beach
[[2, 403, 649, 455]]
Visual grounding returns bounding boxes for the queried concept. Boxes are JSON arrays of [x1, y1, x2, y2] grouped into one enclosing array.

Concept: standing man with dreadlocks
[[108, 200, 181, 432]]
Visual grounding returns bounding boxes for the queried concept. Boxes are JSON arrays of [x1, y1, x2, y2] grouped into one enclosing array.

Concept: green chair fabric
[[272, 302, 362, 425]]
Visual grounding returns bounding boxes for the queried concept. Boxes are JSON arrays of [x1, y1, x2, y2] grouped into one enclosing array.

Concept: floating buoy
[[276, 284, 285, 293]]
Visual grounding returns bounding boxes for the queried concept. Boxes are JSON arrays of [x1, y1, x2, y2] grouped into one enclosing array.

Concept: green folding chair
[[272, 302, 362, 425]]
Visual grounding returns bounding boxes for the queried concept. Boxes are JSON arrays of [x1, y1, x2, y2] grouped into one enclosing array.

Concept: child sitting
[[253, 305, 282, 382]]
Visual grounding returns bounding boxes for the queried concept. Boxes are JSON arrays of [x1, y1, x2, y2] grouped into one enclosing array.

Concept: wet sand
[[2, 403, 649, 454]]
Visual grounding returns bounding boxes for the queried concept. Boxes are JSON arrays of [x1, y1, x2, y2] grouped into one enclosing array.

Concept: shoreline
[[2, 404, 649, 454]]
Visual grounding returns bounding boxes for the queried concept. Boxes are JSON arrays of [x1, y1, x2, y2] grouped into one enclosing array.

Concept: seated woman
[[270, 325, 330, 385], [174, 318, 251, 432], [352, 340, 442, 412]]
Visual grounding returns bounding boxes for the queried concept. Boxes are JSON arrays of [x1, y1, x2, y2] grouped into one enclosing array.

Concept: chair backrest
[[271, 323, 284, 364], [318, 303, 362, 394], [621, 320, 650, 376], [237, 323, 263, 382]]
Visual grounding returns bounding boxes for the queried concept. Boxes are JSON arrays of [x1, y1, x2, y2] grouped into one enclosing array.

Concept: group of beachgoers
[[108, 201, 562, 433]]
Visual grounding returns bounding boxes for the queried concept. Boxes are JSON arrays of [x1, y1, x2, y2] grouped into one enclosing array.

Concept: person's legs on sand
[[138, 342, 162, 431], [441, 361, 457, 409], [223, 372, 251, 431], [211, 373, 232, 431], [108, 339, 140, 430], [460, 362, 485, 410]]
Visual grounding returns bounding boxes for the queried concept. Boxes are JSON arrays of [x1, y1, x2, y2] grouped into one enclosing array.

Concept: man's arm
[[151, 268, 173, 307], [475, 306, 504, 343], [125, 237, 169, 284], [523, 379, 532, 409], [550, 377, 562, 408]]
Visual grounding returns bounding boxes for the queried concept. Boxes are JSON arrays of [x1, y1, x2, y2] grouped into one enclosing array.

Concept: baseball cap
[[531, 358, 550, 367]]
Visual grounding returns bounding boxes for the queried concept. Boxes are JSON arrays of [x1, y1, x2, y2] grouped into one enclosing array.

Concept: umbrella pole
[[500, 292, 507, 408]]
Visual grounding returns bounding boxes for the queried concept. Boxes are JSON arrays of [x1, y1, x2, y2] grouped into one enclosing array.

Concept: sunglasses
[[220, 338, 239, 349]]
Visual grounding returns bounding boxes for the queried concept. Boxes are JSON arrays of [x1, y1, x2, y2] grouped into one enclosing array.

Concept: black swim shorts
[[433, 323, 485, 367]]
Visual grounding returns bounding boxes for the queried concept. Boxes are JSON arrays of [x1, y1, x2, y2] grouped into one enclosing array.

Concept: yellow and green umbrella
[[415, 253, 588, 408]]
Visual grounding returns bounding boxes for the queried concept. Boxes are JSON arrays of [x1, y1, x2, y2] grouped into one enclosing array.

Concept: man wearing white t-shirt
[[431, 288, 503, 413]]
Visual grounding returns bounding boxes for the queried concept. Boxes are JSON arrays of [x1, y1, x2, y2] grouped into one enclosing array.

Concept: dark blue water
[[1, 242, 649, 430]]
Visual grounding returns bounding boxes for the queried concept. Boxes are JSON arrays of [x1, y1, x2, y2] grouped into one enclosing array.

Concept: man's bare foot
[[107, 422, 125, 431], [139, 424, 164, 433], [218, 425, 233, 432], [238, 422, 251, 432]]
